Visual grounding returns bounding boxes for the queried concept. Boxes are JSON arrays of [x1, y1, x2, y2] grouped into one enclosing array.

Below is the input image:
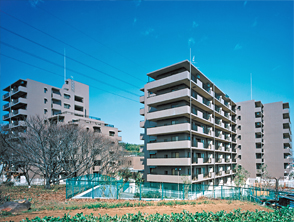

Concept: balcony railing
[[3, 103, 9, 109], [3, 114, 9, 119], [4, 92, 9, 99]]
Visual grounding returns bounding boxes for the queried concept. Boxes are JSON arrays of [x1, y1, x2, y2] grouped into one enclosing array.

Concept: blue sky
[[0, 0, 293, 144]]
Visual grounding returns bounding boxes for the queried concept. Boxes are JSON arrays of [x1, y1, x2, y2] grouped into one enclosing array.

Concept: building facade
[[2, 78, 89, 129], [236, 100, 292, 179], [140, 60, 238, 186]]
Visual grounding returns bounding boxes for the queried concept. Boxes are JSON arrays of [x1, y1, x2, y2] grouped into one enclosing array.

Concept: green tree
[[234, 165, 250, 187], [119, 168, 132, 182]]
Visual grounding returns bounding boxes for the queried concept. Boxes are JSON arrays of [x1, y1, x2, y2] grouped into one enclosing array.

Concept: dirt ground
[[1, 185, 272, 222], [2, 200, 272, 221]]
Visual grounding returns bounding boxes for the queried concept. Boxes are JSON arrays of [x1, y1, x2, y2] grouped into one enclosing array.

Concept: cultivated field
[[0, 185, 285, 221]]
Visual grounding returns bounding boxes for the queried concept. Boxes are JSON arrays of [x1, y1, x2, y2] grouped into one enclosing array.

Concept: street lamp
[[175, 168, 181, 199]]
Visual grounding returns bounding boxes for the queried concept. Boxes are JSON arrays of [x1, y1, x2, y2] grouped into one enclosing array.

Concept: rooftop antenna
[[250, 73, 252, 100], [64, 48, 66, 83]]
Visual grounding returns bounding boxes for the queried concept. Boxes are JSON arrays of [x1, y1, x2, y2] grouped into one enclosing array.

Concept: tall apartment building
[[2, 78, 89, 128], [140, 60, 238, 186], [236, 100, 292, 179], [2, 78, 121, 140]]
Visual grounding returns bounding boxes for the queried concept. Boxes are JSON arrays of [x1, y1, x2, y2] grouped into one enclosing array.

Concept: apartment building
[[236, 100, 292, 179], [2, 78, 89, 129], [140, 60, 238, 186]]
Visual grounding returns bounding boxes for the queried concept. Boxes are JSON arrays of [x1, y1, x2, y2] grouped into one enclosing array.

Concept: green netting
[[66, 174, 289, 203]]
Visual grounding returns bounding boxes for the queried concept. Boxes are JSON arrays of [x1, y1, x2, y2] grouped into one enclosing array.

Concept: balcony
[[11, 97, 27, 109], [146, 71, 190, 91], [9, 120, 26, 128], [74, 100, 83, 107], [256, 159, 263, 163], [140, 95, 144, 104], [147, 174, 191, 183], [255, 128, 262, 133], [3, 103, 10, 111], [11, 86, 27, 97], [3, 113, 10, 120], [147, 140, 190, 151], [283, 108, 290, 114], [52, 103, 61, 110], [147, 157, 191, 166], [216, 171, 225, 177], [225, 170, 231, 174], [147, 123, 190, 136], [147, 88, 190, 106], [194, 157, 214, 164], [255, 138, 263, 143], [283, 138, 291, 144], [216, 158, 225, 163], [140, 120, 145, 128], [147, 106, 190, 121], [140, 133, 144, 140], [140, 107, 145, 116], [11, 109, 27, 117], [3, 92, 10, 101]]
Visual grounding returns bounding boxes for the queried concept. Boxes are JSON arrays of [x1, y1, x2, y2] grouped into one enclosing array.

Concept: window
[[44, 109, 47, 114], [64, 94, 70, 99], [237, 106, 241, 111], [65, 80, 69, 84], [44, 98, 47, 104], [171, 152, 179, 158], [93, 127, 101, 133], [109, 131, 115, 136], [128, 161, 132, 166], [237, 116, 241, 120], [44, 88, 47, 93], [94, 160, 101, 166], [64, 104, 70, 109], [171, 136, 179, 141], [150, 154, 156, 158], [164, 171, 168, 175], [171, 120, 176, 125], [150, 168, 155, 174], [238, 125, 241, 130]]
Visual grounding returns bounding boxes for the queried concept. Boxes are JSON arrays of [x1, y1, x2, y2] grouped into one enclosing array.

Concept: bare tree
[[3, 116, 123, 189]]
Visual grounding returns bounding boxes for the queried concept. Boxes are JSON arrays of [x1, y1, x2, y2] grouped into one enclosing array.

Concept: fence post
[[182, 184, 185, 200], [161, 183, 164, 200], [116, 182, 119, 199], [72, 180, 74, 198], [221, 186, 223, 199], [91, 181, 94, 199], [202, 184, 205, 196], [139, 182, 142, 201]]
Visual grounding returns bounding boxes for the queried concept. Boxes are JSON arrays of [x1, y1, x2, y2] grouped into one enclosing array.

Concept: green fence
[[66, 174, 289, 202]]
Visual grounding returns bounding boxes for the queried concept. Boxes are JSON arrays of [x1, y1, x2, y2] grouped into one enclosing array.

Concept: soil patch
[[2, 200, 272, 221]]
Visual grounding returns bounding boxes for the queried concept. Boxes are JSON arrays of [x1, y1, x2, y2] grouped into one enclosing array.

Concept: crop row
[[23, 208, 294, 222]]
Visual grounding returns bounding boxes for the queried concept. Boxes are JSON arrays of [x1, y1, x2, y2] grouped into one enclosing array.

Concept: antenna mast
[[250, 73, 252, 100], [64, 48, 66, 83]]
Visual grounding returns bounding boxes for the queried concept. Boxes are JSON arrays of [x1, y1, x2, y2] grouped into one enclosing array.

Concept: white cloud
[[234, 43, 242, 50], [188, 37, 195, 47], [192, 21, 199, 28], [141, 28, 154, 36], [29, 0, 43, 7], [243, 1, 247, 6]]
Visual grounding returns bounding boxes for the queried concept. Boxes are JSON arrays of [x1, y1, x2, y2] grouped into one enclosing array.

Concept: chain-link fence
[[66, 174, 290, 203]]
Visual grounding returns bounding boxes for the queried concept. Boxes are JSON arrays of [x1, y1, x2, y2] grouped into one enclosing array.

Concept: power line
[[36, 6, 147, 71], [0, 26, 140, 89], [0, 53, 140, 104], [0, 10, 146, 83], [1, 41, 141, 97]]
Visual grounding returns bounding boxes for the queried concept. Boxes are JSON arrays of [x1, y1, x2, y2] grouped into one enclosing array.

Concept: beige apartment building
[[2, 78, 89, 127], [140, 60, 238, 186], [236, 100, 292, 179]]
